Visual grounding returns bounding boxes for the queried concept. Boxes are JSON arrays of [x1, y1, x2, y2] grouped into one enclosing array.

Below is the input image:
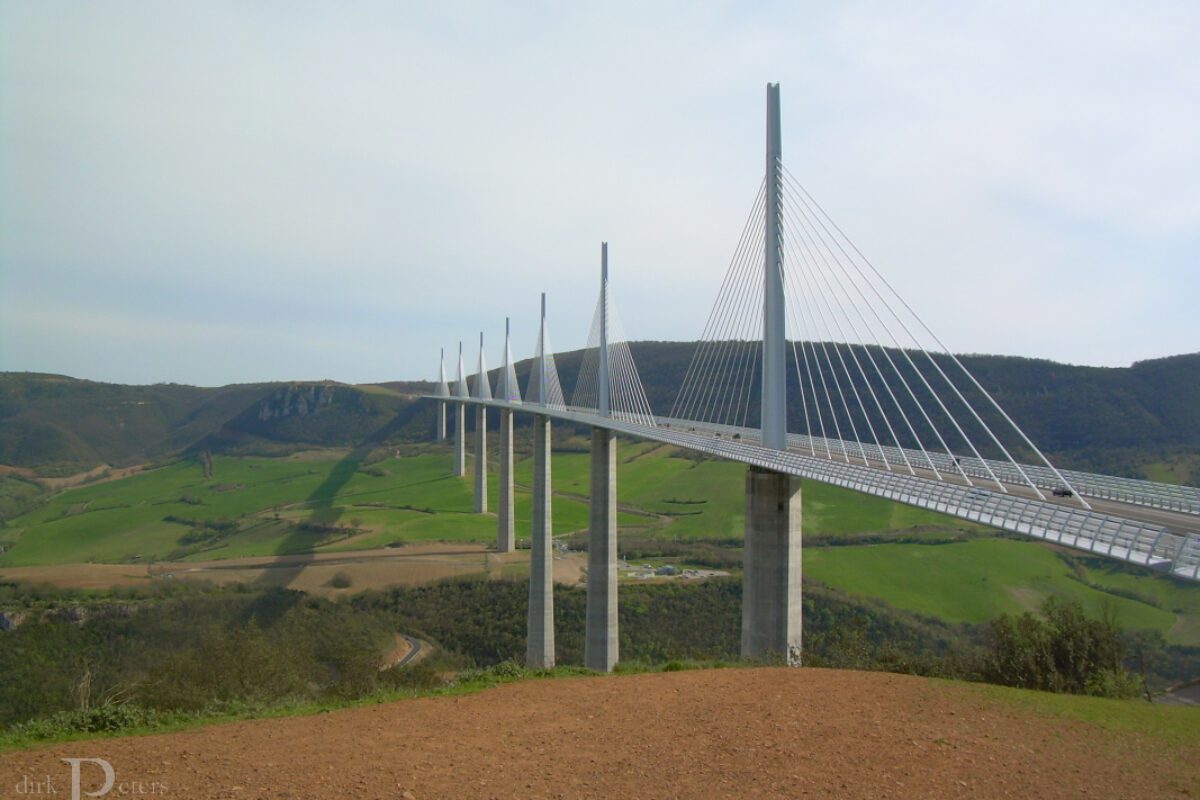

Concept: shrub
[[982, 597, 1139, 698], [8, 704, 161, 740]]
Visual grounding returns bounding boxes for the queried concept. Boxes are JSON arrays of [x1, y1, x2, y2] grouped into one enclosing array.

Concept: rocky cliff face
[[257, 384, 336, 422], [198, 382, 421, 451]]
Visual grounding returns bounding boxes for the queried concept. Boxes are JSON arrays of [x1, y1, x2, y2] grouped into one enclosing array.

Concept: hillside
[[0, 374, 270, 474], [0, 668, 1194, 798], [3, 347, 1199, 482], [0, 374, 432, 476], [494, 344, 1200, 479]]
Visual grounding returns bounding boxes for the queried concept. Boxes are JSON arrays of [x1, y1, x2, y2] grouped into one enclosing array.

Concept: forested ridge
[[2, 347, 1197, 480]]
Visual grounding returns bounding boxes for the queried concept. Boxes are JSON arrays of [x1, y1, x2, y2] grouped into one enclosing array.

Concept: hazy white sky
[[2, 1, 1197, 386]]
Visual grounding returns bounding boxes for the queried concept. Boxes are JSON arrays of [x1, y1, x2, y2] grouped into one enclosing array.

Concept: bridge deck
[[435, 397, 1200, 582]]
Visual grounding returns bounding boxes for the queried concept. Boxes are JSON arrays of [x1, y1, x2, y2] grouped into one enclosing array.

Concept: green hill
[[513, 345, 1200, 480], [0, 374, 434, 477], [3, 346, 1199, 483]]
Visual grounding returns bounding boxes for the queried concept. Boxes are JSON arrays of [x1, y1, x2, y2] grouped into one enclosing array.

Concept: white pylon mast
[[501, 317, 510, 401], [437, 348, 448, 397], [475, 331, 492, 399], [598, 242, 611, 418], [455, 341, 468, 398], [761, 82, 787, 450], [536, 293, 548, 406]]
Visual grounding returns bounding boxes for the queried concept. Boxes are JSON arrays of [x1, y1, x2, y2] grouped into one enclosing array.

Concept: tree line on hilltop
[[3, 348, 1197, 482]]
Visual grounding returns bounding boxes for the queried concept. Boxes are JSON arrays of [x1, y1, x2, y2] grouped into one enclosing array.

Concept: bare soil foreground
[[2, 668, 1195, 799]]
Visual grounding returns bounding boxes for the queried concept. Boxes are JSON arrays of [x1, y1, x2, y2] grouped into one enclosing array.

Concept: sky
[[2, 1, 1197, 387]]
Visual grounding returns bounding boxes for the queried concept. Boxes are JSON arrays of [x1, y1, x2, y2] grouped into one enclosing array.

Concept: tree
[[983, 597, 1139, 698]]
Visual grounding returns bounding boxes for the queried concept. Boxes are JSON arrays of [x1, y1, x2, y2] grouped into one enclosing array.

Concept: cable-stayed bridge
[[428, 84, 1200, 671]]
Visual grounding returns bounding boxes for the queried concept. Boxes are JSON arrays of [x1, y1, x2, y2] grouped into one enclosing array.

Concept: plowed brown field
[[2, 668, 1194, 799]]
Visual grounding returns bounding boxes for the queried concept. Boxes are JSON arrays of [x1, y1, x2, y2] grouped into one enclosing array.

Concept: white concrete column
[[436, 401, 447, 442], [497, 408, 515, 552], [741, 466, 802, 665], [453, 403, 466, 477], [598, 243, 610, 418], [474, 406, 488, 513], [762, 82, 787, 450], [526, 414, 555, 669], [585, 427, 618, 672]]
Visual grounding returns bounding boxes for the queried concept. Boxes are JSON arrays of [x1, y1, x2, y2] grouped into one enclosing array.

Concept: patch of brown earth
[[0, 563, 157, 590], [1, 668, 1194, 799], [0, 544, 495, 596], [0, 463, 150, 491]]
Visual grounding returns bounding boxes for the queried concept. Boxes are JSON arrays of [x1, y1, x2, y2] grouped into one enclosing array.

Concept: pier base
[[473, 406, 487, 513], [453, 403, 466, 477], [740, 466, 802, 665], [526, 415, 555, 669], [585, 428, 618, 672], [497, 409, 515, 552]]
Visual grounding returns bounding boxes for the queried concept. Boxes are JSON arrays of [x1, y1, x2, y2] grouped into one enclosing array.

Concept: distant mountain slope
[[199, 381, 430, 452], [0, 374, 272, 474], [0, 374, 430, 476], [2, 347, 1197, 481], [495, 344, 1200, 479]]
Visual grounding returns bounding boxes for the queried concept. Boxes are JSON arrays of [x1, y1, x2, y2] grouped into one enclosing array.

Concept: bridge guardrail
[[439, 399, 1200, 582], [638, 415, 1199, 516]]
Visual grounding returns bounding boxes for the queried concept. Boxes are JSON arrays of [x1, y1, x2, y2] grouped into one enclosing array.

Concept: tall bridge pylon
[[762, 82, 787, 452], [434, 347, 448, 442]]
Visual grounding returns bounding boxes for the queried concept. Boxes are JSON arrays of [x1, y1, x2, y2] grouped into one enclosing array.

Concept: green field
[[806, 538, 1200, 645], [3, 441, 1198, 646], [0, 441, 984, 567], [521, 440, 986, 540], [1142, 456, 1198, 486], [0, 451, 618, 565]]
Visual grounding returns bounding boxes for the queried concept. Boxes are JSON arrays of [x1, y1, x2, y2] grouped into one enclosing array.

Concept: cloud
[[1, 1, 1197, 386]]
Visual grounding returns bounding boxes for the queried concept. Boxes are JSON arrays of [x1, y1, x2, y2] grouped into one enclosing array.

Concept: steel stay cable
[[705, 209, 763, 429], [781, 178, 968, 484], [696, 207, 764, 425], [784, 168, 1085, 507], [783, 171, 1018, 495], [679, 194, 763, 424], [780, 214, 860, 463], [781, 212, 878, 467], [672, 182, 766, 422], [780, 192, 915, 474]]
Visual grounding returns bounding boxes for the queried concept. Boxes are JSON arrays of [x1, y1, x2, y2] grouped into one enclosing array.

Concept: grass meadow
[[2, 437, 1198, 644]]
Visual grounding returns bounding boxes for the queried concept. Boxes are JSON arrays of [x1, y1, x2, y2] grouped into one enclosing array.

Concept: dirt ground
[[0, 462, 150, 491], [2, 668, 1194, 800], [0, 545, 582, 597]]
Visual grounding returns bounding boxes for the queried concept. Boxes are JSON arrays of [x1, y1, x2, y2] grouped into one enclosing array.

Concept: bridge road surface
[[652, 416, 1200, 535], [439, 396, 1200, 580], [889, 463, 1199, 535]]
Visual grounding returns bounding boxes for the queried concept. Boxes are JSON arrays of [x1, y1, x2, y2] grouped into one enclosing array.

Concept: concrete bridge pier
[[526, 414, 555, 669], [452, 403, 466, 477], [585, 427, 619, 672], [741, 466, 802, 665], [436, 401, 446, 442], [497, 408, 515, 552], [474, 406, 488, 513]]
